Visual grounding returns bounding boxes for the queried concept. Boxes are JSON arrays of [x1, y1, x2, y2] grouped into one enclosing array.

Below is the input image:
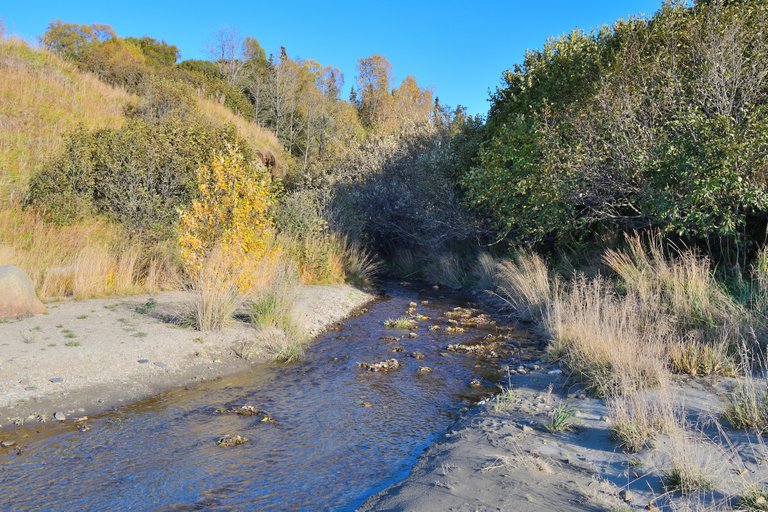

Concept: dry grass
[[0, 38, 130, 194], [272, 233, 346, 285], [545, 275, 669, 397], [250, 259, 299, 329], [471, 252, 499, 292], [424, 253, 465, 289], [604, 234, 743, 334], [341, 238, 381, 289], [608, 390, 680, 452], [496, 251, 554, 322], [190, 247, 243, 331]]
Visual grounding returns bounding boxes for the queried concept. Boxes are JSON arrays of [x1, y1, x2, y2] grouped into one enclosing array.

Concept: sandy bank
[[0, 284, 372, 426], [360, 363, 764, 512]]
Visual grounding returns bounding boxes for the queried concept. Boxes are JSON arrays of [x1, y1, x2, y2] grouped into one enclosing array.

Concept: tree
[[356, 54, 393, 130], [207, 27, 245, 84], [41, 21, 115, 59]]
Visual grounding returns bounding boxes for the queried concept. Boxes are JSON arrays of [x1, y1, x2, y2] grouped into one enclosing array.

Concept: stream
[[0, 284, 528, 511]]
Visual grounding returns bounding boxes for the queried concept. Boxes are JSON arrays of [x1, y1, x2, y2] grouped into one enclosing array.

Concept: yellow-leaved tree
[[178, 144, 274, 291]]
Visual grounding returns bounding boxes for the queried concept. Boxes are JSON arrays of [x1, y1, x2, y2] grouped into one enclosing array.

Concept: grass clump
[[545, 403, 576, 433], [608, 391, 678, 452], [495, 250, 553, 322], [492, 387, 516, 413], [190, 247, 243, 331], [384, 316, 418, 330], [249, 260, 299, 330], [545, 276, 668, 397], [424, 253, 465, 290], [724, 378, 768, 432]]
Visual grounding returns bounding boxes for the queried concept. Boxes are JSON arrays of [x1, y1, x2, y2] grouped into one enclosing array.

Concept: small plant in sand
[[662, 428, 716, 495], [545, 403, 576, 433], [492, 387, 516, 413], [724, 378, 768, 432], [384, 316, 418, 330], [739, 486, 768, 511]]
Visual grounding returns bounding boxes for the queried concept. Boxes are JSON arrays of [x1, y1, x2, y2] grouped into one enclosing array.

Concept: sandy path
[[0, 284, 371, 426]]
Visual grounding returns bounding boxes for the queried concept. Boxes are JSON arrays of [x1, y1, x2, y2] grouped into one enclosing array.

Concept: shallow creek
[[0, 284, 531, 511]]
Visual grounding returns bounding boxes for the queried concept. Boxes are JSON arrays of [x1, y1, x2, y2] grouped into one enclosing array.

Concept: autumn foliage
[[178, 144, 274, 291]]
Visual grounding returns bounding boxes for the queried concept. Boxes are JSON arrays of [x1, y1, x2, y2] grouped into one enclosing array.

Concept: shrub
[[27, 118, 246, 239], [178, 144, 274, 290]]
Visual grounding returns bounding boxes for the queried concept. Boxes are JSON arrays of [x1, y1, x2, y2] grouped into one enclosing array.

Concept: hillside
[[0, 37, 289, 299]]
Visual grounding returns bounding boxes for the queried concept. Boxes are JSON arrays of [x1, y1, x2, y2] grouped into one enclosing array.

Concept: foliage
[[178, 144, 274, 290], [461, 2, 768, 252], [26, 118, 245, 238]]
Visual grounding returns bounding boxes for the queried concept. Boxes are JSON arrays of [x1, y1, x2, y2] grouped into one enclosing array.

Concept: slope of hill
[[0, 38, 288, 299]]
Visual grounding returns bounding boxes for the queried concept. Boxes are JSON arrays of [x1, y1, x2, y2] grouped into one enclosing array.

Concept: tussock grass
[[471, 252, 499, 293], [604, 234, 744, 334], [241, 326, 306, 363], [663, 429, 716, 495], [424, 253, 465, 289], [545, 275, 668, 397], [341, 239, 381, 289], [390, 248, 421, 279], [250, 260, 299, 330], [191, 247, 243, 331], [495, 251, 554, 322], [723, 370, 768, 432], [384, 316, 418, 330], [608, 390, 680, 452]]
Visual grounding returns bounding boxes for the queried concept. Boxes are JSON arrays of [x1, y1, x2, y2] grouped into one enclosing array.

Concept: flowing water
[[0, 284, 528, 511]]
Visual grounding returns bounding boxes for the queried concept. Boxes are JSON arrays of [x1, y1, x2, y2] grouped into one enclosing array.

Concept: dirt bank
[[0, 284, 372, 426]]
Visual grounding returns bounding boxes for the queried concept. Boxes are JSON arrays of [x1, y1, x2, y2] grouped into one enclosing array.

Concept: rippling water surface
[[0, 284, 519, 511]]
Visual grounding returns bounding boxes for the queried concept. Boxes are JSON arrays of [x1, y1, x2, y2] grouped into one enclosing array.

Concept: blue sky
[[2, 1, 662, 115]]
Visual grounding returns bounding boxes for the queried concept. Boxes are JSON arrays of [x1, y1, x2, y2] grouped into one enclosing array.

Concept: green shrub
[[26, 118, 247, 239]]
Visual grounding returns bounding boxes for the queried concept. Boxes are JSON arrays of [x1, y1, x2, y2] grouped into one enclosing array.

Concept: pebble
[[547, 369, 563, 375], [619, 489, 634, 503], [53, 411, 66, 421], [153, 362, 167, 369], [137, 359, 149, 364], [49, 377, 63, 383], [0, 440, 16, 448]]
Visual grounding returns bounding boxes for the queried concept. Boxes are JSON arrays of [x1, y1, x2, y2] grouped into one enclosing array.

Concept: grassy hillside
[[0, 38, 289, 299]]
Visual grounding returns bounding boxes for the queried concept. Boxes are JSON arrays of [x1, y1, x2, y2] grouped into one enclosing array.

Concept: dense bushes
[[26, 118, 247, 239], [460, 1, 768, 254]]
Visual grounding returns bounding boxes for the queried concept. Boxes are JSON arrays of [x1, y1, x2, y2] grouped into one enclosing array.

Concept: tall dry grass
[[604, 235, 743, 333], [495, 251, 554, 322], [191, 246, 244, 331], [0, 209, 179, 299], [545, 275, 669, 396]]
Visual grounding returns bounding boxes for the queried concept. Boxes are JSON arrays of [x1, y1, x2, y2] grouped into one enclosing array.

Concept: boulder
[[0, 265, 46, 318]]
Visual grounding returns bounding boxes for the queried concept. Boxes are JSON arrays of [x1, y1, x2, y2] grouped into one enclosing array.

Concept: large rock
[[0, 265, 46, 318]]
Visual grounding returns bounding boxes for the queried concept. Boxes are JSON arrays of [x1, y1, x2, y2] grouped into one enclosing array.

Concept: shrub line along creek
[[0, 283, 541, 511]]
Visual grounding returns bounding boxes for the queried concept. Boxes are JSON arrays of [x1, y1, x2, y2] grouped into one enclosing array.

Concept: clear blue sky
[[2, 1, 662, 115]]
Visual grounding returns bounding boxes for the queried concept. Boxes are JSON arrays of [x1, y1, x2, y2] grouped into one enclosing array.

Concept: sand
[[361, 365, 768, 511], [0, 284, 372, 426]]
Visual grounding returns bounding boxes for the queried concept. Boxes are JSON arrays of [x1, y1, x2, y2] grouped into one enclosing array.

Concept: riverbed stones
[[359, 358, 400, 372], [216, 434, 249, 448], [53, 411, 66, 421], [410, 351, 425, 360], [417, 366, 432, 375], [0, 440, 16, 448], [0, 266, 46, 318]]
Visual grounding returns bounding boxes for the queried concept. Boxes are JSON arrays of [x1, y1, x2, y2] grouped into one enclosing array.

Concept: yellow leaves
[[178, 144, 274, 291]]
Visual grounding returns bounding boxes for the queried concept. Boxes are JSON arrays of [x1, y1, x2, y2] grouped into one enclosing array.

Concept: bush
[[178, 144, 274, 290], [26, 118, 247, 239]]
